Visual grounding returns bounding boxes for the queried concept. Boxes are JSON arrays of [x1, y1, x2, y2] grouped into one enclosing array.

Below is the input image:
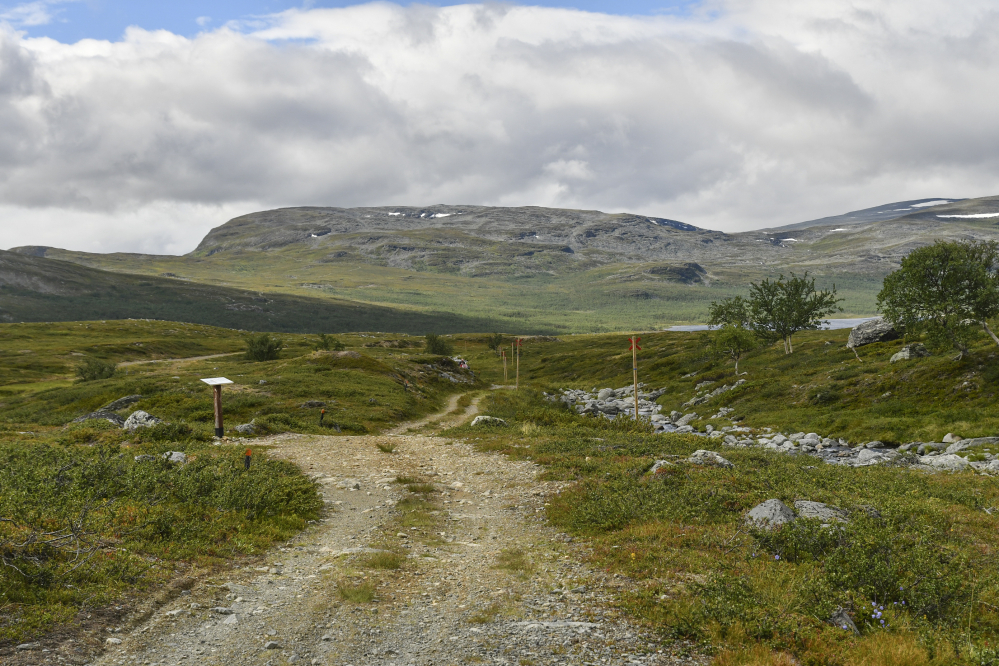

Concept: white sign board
[[200, 377, 234, 386]]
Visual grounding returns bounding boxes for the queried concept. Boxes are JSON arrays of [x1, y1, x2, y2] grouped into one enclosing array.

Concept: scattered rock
[[211, 607, 235, 615], [223, 614, 239, 625], [830, 607, 860, 634], [793, 501, 848, 523], [470, 416, 507, 427], [942, 433, 962, 443], [102, 394, 143, 411], [301, 400, 326, 408], [106, 637, 122, 645], [15, 642, 40, 651], [264, 641, 282, 649], [339, 479, 362, 490], [675, 413, 698, 427], [746, 499, 795, 529], [234, 420, 257, 434], [687, 450, 734, 468], [945, 436, 999, 455], [124, 410, 162, 431], [71, 410, 126, 427], [847, 317, 901, 348], [918, 454, 970, 471], [890, 343, 929, 363], [163, 451, 187, 464], [648, 460, 673, 474]]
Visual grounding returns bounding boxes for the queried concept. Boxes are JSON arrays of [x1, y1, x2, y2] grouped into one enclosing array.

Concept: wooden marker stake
[[201, 377, 234, 438], [502, 350, 508, 383], [629, 336, 642, 421], [515, 339, 522, 390]]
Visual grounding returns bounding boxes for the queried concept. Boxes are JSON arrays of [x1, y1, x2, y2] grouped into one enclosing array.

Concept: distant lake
[[665, 317, 876, 332]]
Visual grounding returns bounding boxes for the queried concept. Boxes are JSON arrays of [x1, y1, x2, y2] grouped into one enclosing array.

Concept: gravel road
[[89, 394, 706, 666]]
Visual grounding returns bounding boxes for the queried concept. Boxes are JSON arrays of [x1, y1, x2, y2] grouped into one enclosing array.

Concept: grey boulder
[[890, 343, 929, 363], [648, 460, 673, 474], [470, 415, 507, 427], [687, 450, 734, 468], [793, 500, 848, 523], [918, 454, 970, 471], [71, 410, 125, 427], [234, 420, 257, 434], [124, 410, 161, 431], [746, 499, 795, 529], [945, 436, 999, 455], [163, 451, 187, 464], [830, 607, 859, 634], [102, 394, 143, 411], [847, 317, 901, 348]]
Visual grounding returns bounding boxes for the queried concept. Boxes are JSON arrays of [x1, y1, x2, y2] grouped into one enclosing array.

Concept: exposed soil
[[23, 393, 706, 666]]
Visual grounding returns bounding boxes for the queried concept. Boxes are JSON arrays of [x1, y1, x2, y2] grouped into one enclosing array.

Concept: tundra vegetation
[[0, 320, 477, 644], [2, 304, 998, 663]]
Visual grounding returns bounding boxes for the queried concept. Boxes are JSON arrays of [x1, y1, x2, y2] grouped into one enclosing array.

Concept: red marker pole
[[629, 336, 642, 421], [502, 350, 507, 383], [245, 449, 252, 470]]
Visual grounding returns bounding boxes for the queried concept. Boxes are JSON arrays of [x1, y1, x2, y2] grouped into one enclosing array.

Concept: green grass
[[0, 319, 482, 644], [441, 326, 999, 665], [0, 437, 321, 644], [360, 552, 404, 570], [335, 579, 377, 603]]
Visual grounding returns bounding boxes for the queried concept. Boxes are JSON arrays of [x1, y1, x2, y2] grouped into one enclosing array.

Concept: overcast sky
[[1, 0, 998, 255]]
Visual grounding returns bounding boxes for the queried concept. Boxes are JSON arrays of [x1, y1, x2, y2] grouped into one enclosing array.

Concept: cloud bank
[[1, 0, 999, 254]]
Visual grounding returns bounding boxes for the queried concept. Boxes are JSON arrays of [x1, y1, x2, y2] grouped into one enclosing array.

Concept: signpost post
[[502, 349, 508, 383], [629, 337, 641, 421], [201, 377, 234, 438]]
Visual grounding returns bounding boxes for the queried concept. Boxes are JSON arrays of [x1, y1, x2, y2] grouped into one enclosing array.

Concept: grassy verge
[[0, 320, 482, 646], [446, 381, 999, 664], [0, 436, 321, 644]]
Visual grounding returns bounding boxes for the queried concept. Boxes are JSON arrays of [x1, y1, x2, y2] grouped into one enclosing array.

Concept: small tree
[[487, 332, 505, 352], [877, 240, 999, 359], [314, 333, 345, 352], [245, 333, 282, 361], [749, 272, 842, 354], [714, 324, 757, 375], [708, 296, 751, 328], [424, 333, 454, 356], [76, 357, 117, 382]]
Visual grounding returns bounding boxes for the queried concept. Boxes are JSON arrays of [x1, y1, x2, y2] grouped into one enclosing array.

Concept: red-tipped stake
[[245, 449, 252, 470], [515, 338, 523, 390]]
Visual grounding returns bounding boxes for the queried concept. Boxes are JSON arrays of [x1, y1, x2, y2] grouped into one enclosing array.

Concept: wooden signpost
[[629, 336, 641, 420], [201, 377, 234, 438], [502, 349, 508, 383]]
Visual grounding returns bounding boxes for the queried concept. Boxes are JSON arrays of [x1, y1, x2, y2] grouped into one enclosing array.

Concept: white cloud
[[0, 0, 73, 28], [2, 1, 999, 254]]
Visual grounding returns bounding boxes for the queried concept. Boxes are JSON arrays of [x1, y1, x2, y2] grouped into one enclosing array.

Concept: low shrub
[[245, 333, 282, 361], [75, 357, 117, 382], [424, 333, 454, 356]]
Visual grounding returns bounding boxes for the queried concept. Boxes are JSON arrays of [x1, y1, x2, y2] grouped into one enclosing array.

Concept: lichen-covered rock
[[471, 416, 507, 427], [745, 499, 795, 529], [687, 450, 734, 468], [847, 317, 901, 348], [123, 410, 161, 431], [890, 343, 929, 363], [72, 410, 125, 427], [793, 500, 848, 523]]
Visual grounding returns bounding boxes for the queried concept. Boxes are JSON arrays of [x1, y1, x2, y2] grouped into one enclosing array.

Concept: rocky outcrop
[[471, 416, 507, 427], [745, 500, 796, 529], [102, 395, 143, 411], [890, 343, 929, 363], [72, 410, 125, 427], [124, 410, 162, 431], [847, 317, 900, 348]]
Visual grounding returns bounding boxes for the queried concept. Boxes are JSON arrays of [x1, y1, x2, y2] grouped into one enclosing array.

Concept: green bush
[[75, 357, 117, 382], [424, 333, 454, 356], [245, 333, 282, 361], [314, 333, 346, 352]]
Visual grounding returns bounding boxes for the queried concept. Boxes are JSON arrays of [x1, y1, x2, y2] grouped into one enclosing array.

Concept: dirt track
[[89, 393, 705, 666]]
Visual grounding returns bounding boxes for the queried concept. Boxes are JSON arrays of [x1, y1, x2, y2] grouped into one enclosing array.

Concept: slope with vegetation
[[13, 196, 999, 331], [0, 320, 479, 647]]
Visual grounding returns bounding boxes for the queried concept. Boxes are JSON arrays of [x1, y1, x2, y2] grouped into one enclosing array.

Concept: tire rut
[[93, 393, 706, 666]]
